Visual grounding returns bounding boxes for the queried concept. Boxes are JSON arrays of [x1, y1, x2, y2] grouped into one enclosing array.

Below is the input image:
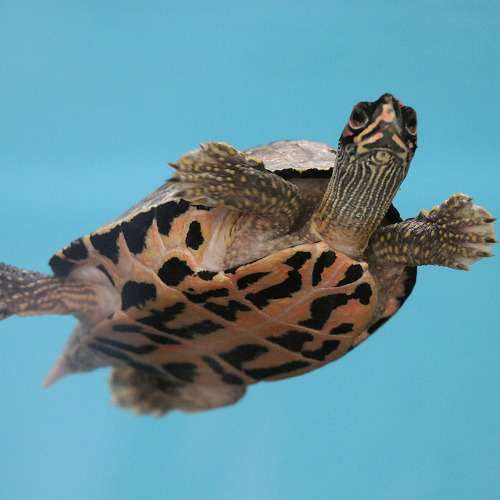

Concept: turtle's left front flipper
[[0, 263, 98, 320], [367, 193, 497, 270], [170, 141, 306, 232]]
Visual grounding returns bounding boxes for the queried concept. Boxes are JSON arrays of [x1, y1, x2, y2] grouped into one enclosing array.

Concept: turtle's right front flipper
[[170, 141, 306, 232], [0, 263, 98, 320]]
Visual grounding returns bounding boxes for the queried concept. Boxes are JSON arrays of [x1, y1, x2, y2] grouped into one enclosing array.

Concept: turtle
[[0, 93, 496, 415]]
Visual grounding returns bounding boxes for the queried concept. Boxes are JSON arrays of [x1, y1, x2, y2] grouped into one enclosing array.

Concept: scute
[[244, 140, 337, 175]]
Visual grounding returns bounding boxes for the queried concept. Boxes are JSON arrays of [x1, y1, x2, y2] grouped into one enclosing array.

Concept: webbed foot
[[417, 193, 496, 270], [170, 142, 265, 207], [169, 142, 304, 228], [369, 193, 497, 270]]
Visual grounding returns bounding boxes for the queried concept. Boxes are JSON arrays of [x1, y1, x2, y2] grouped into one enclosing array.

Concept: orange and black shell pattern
[[48, 143, 416, 392]]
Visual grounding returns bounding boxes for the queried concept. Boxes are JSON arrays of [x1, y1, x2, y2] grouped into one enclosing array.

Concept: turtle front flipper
[[170, 141, 305, 231], [367, 193, 497, 270], [0, 263, 102, 321]]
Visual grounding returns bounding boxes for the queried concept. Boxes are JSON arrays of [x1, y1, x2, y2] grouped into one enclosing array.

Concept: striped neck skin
[[313, 94, 417, 259]]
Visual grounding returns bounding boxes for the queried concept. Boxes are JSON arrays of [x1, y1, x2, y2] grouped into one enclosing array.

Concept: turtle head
[[339, 93, 417, 167], [313, 94, 418, 259]]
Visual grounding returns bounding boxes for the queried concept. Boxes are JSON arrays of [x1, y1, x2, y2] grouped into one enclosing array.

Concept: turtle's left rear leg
[[170, 142, 307, 232], [0, 263, 99, 321]]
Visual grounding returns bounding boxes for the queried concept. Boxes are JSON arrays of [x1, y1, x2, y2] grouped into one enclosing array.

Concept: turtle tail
[[0, 263, 97, 320]]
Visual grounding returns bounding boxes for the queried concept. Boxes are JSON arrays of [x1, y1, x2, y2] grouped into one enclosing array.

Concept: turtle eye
[[349, 104, 369, 130], [404, 107, 417, 136]]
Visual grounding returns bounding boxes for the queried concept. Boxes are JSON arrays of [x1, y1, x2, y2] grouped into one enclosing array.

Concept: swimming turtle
[[0, 94, 496, 414]]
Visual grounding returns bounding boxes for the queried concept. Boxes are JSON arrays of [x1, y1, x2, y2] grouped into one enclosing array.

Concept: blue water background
[[0, 2, 499, 499]]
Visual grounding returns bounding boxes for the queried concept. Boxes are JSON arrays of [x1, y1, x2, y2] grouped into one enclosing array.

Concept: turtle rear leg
[[110, 367, 247, 414], [170, 142, 306, 231], [0, 263, 99, 320], [368, 193, 497, 270]]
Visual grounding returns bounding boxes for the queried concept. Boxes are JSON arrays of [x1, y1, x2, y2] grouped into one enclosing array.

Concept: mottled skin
[[0, 94, 496, 415]]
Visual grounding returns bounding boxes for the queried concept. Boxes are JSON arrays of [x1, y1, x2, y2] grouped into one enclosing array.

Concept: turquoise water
[[1, 2, 499, 499]]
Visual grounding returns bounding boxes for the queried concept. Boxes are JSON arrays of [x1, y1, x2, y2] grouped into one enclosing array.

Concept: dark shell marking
[[51, 201, 388, 387], [88, 241, 376, 385]]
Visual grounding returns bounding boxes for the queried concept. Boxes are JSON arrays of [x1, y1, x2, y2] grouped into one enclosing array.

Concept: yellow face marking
[[355, 130, 383, 145], [375, 151, 391, 164], [392, 134, 409, 153], [354, 103, 396, 145]]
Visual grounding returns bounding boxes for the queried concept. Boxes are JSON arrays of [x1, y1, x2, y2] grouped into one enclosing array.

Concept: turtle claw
[[475, 251, 495, 258], [169, 142, 256, 207], [168, 142, 304, 227], [420, 193, 497, 270]]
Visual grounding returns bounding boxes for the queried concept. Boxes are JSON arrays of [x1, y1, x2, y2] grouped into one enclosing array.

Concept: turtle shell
[[48, 140, 417, 413]]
